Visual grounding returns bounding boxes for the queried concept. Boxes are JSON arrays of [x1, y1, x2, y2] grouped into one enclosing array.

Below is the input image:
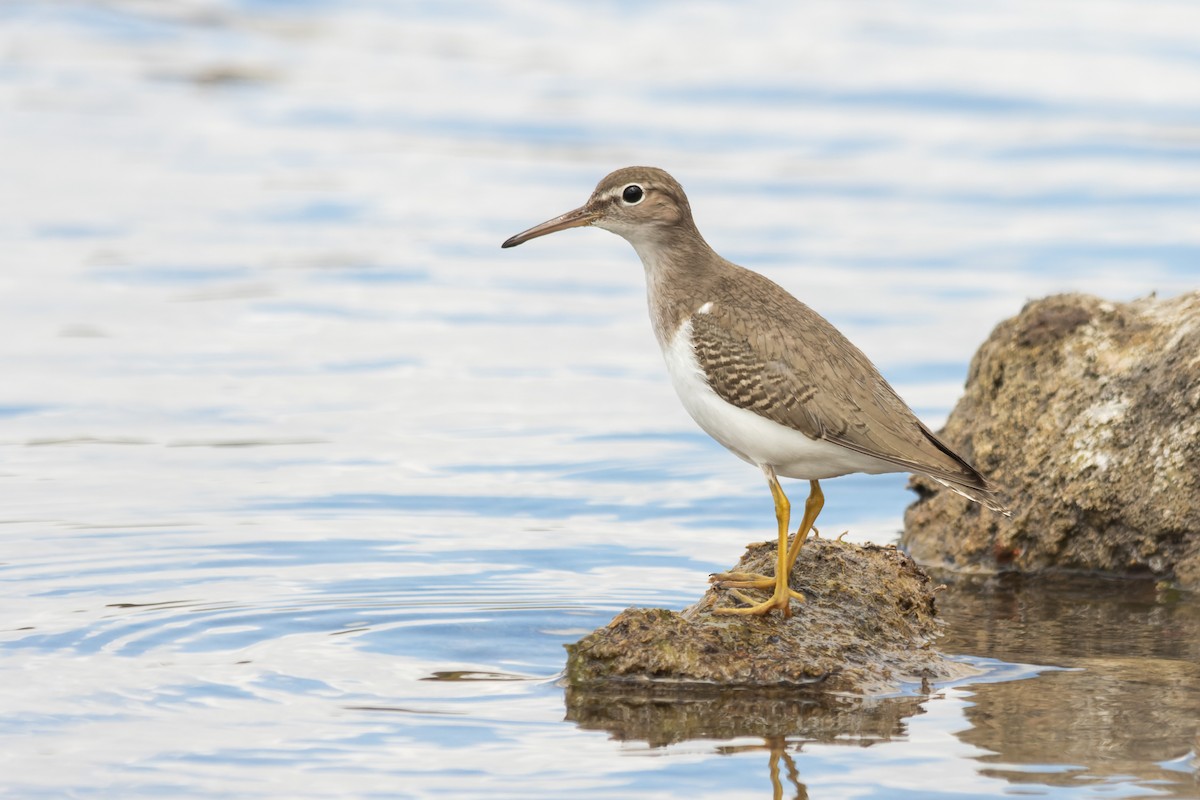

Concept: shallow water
[[2, 1, 1199, 797]]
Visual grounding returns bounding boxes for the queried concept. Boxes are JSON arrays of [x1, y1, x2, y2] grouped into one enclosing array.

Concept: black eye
[[622, 184, 644, 204]]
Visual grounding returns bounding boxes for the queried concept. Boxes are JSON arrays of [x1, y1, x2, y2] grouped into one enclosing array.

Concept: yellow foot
[[713, 585, 800, 616], [710, 571, 806, 601]]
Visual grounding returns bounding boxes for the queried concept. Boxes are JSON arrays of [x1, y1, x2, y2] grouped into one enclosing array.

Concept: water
[[2, 1, 1199, 797]]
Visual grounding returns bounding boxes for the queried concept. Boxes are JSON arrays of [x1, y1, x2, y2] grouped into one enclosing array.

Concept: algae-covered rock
[[902, 291, 1200, 587], [565, 537, 974, 695]]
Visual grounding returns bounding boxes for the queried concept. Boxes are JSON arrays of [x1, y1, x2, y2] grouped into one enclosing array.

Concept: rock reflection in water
[[566, 684, 927, 798], [937, 573, 1200, 797], [564, 684, 925, 748]]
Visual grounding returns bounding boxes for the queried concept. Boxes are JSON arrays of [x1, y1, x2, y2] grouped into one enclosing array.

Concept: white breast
[[661, 317, 900, 480]]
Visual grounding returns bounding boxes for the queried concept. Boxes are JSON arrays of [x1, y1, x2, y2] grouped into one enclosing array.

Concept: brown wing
[[690, 266, 1000, 507]]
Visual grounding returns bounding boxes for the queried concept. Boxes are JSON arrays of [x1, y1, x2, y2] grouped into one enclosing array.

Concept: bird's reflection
[[718, 736, 807, 800]]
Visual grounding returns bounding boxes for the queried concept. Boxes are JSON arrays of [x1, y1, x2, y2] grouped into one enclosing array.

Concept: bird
[[501, 166, 1005, 617]]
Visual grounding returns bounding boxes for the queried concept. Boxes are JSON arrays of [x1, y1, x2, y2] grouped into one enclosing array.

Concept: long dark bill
[[501, 206, 598, 248]]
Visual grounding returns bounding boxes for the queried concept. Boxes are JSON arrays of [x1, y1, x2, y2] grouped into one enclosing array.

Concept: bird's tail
[[928, 474, 1010, 517]]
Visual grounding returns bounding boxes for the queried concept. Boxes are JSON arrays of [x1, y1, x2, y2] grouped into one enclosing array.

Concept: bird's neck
[[625, 224, 725, 349]]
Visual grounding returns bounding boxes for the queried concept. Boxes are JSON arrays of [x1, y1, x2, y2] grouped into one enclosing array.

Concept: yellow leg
[[715, 465, 801, 618], [712, 478, 825, 617], [784, 480, 823, 569]]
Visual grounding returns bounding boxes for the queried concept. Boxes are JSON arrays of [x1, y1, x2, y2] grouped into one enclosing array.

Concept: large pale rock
[[903, 292, 1200, 587]]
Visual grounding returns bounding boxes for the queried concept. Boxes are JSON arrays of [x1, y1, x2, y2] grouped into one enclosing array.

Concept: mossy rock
[[565, 536, 974, 695]]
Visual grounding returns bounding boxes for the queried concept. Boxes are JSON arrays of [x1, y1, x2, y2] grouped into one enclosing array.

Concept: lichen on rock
[[902, 291, 1200, 587]]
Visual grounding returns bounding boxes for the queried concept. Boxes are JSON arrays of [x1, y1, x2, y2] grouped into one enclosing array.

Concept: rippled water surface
[[3, 1, 1199, 797]]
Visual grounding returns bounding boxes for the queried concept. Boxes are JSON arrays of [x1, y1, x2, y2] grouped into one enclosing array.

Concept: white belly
[[661, 319, 901, 480]]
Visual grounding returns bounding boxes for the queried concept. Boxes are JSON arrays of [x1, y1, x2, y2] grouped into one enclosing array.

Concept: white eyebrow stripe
[[697, 301, 714, 314]]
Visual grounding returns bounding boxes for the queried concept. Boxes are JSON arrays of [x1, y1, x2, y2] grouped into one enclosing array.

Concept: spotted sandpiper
[[502, 167, 1005, 617]]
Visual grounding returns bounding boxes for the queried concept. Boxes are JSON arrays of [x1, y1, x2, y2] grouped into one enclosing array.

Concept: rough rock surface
[[902, 291, 1200, 588], [564, 536, 975, 695]]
